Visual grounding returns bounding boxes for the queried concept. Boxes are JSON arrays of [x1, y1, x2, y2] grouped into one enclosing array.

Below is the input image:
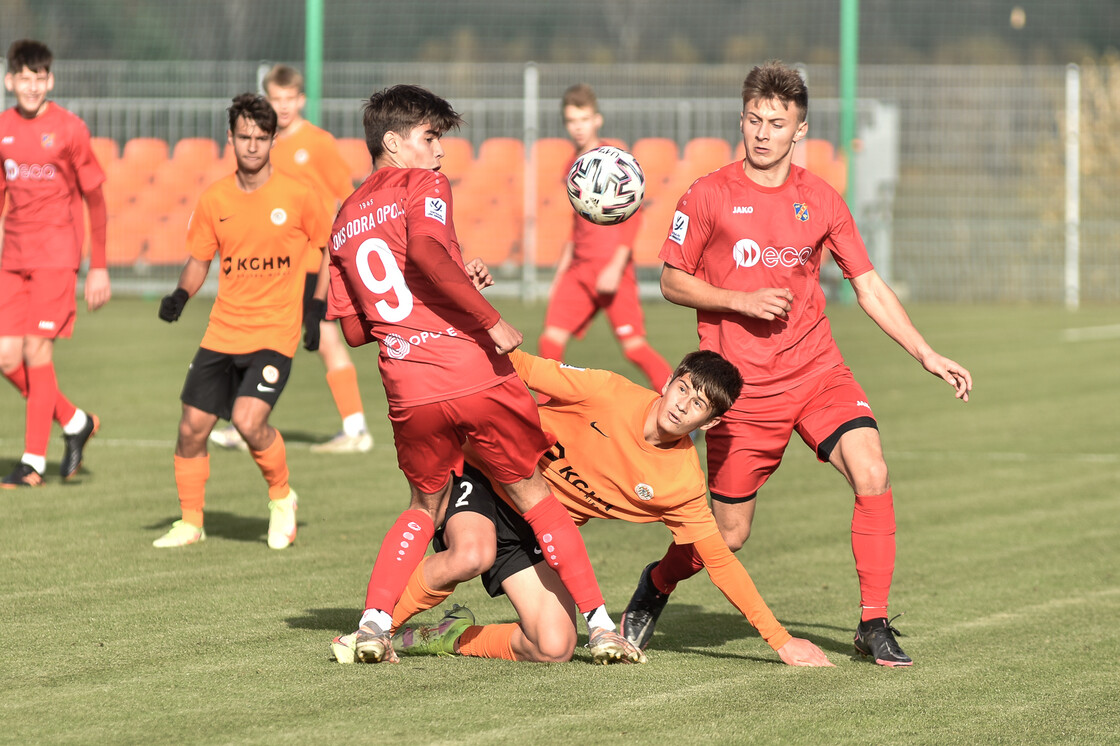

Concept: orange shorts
[[388, 376, 553, 494], [543, 265, 646, 340], [705, 364, 878, 499], [0, 268, 78, 339]]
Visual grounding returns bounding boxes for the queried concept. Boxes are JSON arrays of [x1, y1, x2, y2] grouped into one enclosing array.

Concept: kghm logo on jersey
[[793, 203, 810, 222], [221, 254, 292, 276]]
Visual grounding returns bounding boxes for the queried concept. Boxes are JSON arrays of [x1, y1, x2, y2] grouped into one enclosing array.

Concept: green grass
[[1, 297, 1118, 745]]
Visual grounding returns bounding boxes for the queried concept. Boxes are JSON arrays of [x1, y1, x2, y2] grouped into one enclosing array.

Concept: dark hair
[[227, 92, 278, 136], [7, 39, 52, 74], [561, 83, 598, 112], [263, 63, 303, 94], [362, 84, 463, 160], [741, 60, 809, 123], [670, 350, 743, 419]]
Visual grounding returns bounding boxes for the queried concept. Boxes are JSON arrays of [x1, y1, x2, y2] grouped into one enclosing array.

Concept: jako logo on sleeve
[[425, 197, 447, 224], [669, 210, 689, 245]]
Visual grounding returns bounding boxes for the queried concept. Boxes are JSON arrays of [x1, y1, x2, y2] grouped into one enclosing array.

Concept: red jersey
[[0, 103, 105, 270], [659, 162, 873, 398], [326, 167, 515, 407]]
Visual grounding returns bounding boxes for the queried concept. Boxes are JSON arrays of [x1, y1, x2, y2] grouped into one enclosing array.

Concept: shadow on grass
[[286, 607, 360, 634], [277, 429, 333, 446], [144, 510, 303, 544]]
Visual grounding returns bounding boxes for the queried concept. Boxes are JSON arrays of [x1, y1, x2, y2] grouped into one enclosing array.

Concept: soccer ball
[[565, 146, 645, 225]]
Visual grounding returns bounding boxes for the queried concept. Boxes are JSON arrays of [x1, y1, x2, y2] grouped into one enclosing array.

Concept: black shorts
[[433, 464, 545, 598], [180, 347, 292, 421]]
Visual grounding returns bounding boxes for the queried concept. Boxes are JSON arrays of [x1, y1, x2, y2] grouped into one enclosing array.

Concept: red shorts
[[543, 264, 646, 340], [0, 268, 78, 339], [388, 376, 553, 494], [705, 364, 877, 499]]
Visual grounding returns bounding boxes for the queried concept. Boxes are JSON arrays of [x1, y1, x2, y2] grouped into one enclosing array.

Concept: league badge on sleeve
[[669, 210, 690, 245], [425, 197, 447, 225]]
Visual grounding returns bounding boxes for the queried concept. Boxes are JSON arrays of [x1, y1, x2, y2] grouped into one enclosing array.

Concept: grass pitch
[[1, 296, 1118, 745]]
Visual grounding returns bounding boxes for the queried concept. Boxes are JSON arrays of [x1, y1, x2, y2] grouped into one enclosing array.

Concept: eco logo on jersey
[[793, 203, 810, 222], [732, 238, 813, 268]]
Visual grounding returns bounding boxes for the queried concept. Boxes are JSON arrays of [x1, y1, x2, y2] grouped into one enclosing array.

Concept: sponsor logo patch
[[669, 210, 689, 245], [425, 197, 447, 224]]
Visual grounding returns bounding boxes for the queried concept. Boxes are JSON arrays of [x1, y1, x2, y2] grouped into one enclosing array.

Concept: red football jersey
[[327, 167, 515, 407], [0, 103, 104, 270], [659, 163, 873, 398]]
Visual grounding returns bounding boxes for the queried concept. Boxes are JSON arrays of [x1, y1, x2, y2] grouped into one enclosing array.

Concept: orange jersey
[[186, 171, 330, 356], [270, 122, 353, 272], [469, 350, 791, 649]]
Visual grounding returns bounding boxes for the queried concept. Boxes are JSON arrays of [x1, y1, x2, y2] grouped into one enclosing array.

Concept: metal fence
[[18, 60, 1119, 304]]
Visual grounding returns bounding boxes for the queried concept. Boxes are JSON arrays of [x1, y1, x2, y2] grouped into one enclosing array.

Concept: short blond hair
[[263, 64, 304, 94]]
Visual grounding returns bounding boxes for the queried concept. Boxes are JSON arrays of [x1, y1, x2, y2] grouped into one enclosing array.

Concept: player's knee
[[853, 461, 890, 496], [530, 628, 576, 663], [446, 542, 496, 581], [720, 523, 751, 552]]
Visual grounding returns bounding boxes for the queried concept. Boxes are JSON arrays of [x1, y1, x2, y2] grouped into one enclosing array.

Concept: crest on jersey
[[294, 148, 310, 165], [793, 203, 809, 222], [634, 483, 654, 501], [41, 133, 55, 148], [270, 208, 287, 225], [384, 333, 411, 360]]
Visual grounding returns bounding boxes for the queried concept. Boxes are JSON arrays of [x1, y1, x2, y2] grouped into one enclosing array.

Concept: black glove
[[159, 288, 190, 322], [303, 298, 327, 351]]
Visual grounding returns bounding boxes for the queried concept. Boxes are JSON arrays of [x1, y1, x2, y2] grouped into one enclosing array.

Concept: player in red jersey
[[326, 84, 642, 664], [209, 64, 373, 454], [621, 61, 973, 667], [0, 40, 107, 488], [330, 349, 833, 667], [152, 93, 330, 550], [538, 84, 672, 389]]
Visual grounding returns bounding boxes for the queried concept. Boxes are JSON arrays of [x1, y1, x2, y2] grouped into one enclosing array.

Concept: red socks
[[651, 541, 704, 594], [364, 509, 435, 615], [537, 336, 564, 362], [623, 342, 673, 390], [522, 495, 605, 614], [24, 364, 60, 457], [851, 489, 896, 620], [4, 362, 78, 433]]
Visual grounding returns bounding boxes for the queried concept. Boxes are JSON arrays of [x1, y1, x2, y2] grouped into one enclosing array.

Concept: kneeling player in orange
[[153, 93, 331, 550], [331, 350, 832, 667]]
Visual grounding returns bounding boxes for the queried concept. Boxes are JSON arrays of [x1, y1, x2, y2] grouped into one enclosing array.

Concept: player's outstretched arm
[[777, 637, 834, 667], [849, 269, 973, 402], [661, 264, 792, 321]]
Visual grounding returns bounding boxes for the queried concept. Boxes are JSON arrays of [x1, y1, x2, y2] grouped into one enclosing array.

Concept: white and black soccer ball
[[565, 146, 645, 225]]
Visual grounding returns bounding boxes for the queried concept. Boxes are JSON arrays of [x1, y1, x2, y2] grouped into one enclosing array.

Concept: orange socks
[[174, 454, 209, 527], [325, 365, 363, 421], [250, 431, 290, 501], [390, 556, 453, 632], [457, 623, 520, 661]]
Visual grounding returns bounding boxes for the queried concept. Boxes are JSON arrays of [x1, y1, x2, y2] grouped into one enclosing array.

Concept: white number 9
[[355, 238, 414, 323]]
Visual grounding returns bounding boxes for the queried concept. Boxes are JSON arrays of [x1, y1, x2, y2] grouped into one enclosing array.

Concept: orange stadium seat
[[90, 137, 119, 167], [122, 137, 169, 167], [438, 136, 473, 184], [170, 138, 219, 176], [336, 137, 372, 184], [105, 209, 149, 266], [532, 138, 575, 185], [681, 137, 732, 179]]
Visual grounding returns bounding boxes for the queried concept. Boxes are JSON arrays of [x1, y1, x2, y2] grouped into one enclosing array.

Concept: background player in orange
[[153, 93, 330, 550], [538, 83, 671, 389], [210, 63, 372, 454], [0, 39, 107, 488], [622, 61, 973, 667], [331, 350, 832, 668], [326, 84, 641, 664]]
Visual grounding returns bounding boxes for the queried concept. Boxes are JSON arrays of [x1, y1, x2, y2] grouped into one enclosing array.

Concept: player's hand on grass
[[921, 352, 973, 402], [465, 258, 494, 291], [303, 298, 327, 351], [158, 288, 190, 322], [777, 637, 834, 667], [84, 268, 112, 311], [487, 318, 523, 355], [734, 287, 794, 321]]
